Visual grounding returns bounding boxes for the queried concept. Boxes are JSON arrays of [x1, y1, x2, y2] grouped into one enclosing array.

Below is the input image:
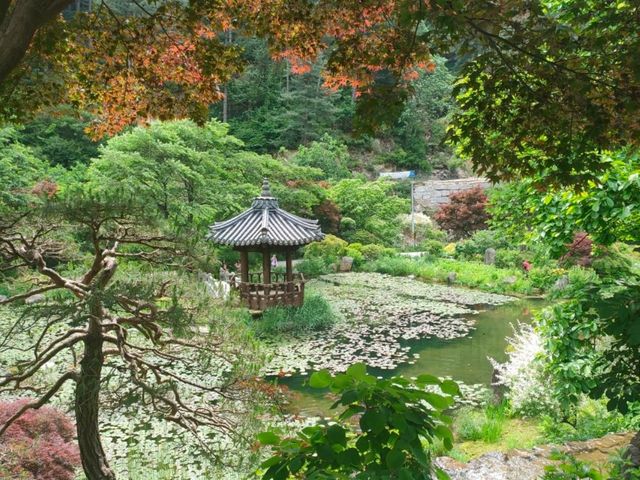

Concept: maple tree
[[1, 1, 639, 179], [434, 187, 489, 240]]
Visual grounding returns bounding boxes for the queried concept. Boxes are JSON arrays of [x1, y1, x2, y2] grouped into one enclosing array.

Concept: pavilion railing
[[230, 272, 306, 311]]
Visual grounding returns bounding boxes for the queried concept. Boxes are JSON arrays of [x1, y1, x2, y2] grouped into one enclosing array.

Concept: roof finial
[[261, 178, 272, 197]]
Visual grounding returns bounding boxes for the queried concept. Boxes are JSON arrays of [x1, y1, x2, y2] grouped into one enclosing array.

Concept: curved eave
[[207, 206, 325, 248]]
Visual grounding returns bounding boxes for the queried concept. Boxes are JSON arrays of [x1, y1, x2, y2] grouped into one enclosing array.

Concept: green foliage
[[362, 256, 536, 295], [540, 398, 637, 444], [257, 364, 458, 479], [329, 179, 409, 246], [86, 119, 324, 232], [419, 240, 445, 257], [304, 235, 348, 262], [392, 57, 457, 172], [539, 274, 640, 414], [0, 127, 52, 215], [253, 294, 336, 337], [541, 451, 603, 480], [220, 38, 352, 153], [358, 244, 397, 262], [454, 230, 510, 261], [16, 107, 101, 168], [487, 150, 640, 256], [296, 256, 335, 278], [293, 134, 352, 180]]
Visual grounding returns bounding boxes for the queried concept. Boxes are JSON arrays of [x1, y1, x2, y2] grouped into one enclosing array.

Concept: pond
[[263, 273, 545, 416]]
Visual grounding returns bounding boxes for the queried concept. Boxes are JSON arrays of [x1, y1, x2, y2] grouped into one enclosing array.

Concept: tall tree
[[0, 133, 258, 479]]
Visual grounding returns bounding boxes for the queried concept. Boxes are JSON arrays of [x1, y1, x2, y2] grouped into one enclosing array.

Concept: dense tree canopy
[[1, 1, 638, 183]]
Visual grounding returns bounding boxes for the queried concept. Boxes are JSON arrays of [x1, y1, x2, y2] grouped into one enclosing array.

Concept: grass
[[361, 256, 536, 295], [251, 293, 337, 337], [454, 403, 510, 444], [451, 403, 544, 459]]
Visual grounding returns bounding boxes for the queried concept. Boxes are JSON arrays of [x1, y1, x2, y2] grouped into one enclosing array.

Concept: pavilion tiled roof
[[207, 179, 325, 247]]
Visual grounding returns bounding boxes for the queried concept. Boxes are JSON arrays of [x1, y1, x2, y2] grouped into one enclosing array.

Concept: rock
[[25, 294, 45, 304], [338, 256, 354, 272], [553, 275, 570, 291], [490, 366, 506, 405], [447, 272, 457, 284], [437, 432, 635, 480], [623, 431, 640, 477], [0, 295, 6, 303], [503, 276, 517, 285], [484, 248, 496, 265]]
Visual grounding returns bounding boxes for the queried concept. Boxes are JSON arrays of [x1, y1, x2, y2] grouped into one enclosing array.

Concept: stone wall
[[414, 177, 491, 210]]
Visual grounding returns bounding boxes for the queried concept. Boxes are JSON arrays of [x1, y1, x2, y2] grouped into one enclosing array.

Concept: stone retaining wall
[[414, 177, 491, 209]]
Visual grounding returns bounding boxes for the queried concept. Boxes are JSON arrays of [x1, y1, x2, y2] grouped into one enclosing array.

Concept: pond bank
[[437, 431, 633, 479]]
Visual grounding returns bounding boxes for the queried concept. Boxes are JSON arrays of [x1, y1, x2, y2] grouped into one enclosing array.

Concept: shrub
[[540, 398, 633, 443], [454, 229, 510, 260], [344, 242, 365, 266], [254, 294, 336, 336], [560, 232, 593, 267], [0, 399, 81, 480], [419, 239, 445, 256], [434, 187, 489, 240], [304, 235, 348, 261], [489, 323, 560, 417], [494, 248, 526, 269], [313, 199, 342, 234], [359, 243, 396, 262], [296, 257, 335, 278], [257, 364, 459, 479], [591, 244, 634, 280]]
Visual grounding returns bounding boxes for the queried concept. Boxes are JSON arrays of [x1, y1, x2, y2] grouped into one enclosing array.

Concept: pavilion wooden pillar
[[262, 250, 271, 284], [239, 250, 249, 283], [285, 250, 293, 293]]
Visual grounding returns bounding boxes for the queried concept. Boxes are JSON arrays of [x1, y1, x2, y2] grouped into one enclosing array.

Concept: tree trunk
[[75, 332, 115, 480], [0, 0, 74, 83]]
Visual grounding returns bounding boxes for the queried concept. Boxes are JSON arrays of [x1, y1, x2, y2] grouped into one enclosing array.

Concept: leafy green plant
[[292, 134, 353, 180], [454, 230, 510, 260], [253, 294, 336, 337], [257, 364, 459, 479], [541, 451, 603, 480], [540, 398, 634, 444]]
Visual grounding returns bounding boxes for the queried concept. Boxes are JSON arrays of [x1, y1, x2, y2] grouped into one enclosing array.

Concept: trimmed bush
[[0, 399, 81, 480]]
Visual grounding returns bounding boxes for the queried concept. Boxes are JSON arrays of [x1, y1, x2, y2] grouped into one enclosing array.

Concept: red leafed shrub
[[434, 187, 489, 239], [31, 180, 59, 198], [560, 232, 593, 266], [314, 199, 342, 234], [0, 399, 81, 480]]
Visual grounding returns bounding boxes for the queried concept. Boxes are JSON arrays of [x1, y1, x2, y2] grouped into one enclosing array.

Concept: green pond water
[[279, 297, 544, 416]]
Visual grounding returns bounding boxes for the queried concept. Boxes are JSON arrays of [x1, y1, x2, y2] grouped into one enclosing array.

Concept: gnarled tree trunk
[[75, 331, 115, 480]]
